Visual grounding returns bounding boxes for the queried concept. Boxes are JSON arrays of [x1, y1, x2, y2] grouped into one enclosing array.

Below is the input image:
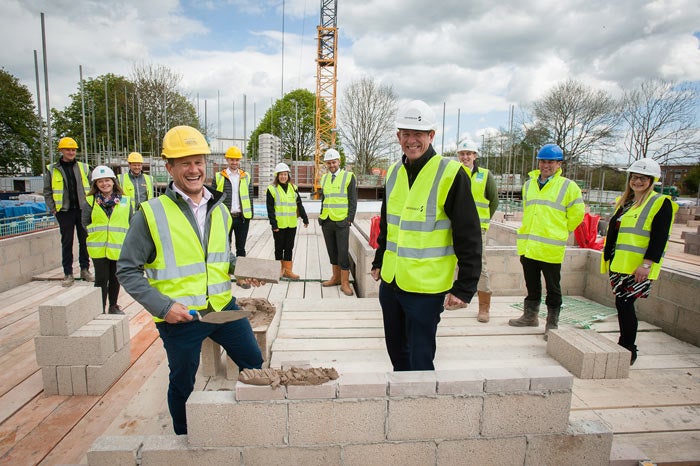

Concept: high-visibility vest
[[464, 166, 492, 230], [380, 155, 461, 293], [268, 184, 298, 229], [85, 195, 131, 260], [319, 169, 353, 221], [607, 193, 677, 280], [215, 170, 253, 218], [47, 161, 90, 210], [118, 173, 153, 208], [140, 196, 232, 323], [517, 169, 585, 264]]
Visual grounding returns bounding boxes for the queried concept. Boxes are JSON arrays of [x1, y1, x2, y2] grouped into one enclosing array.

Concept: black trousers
[[615, 295, 638, 349], [321, 219, 351, 270], [230, 215, 251, 257], [520, 255, 562, 308], [272, 227, 297, 261], [93, 257, 120, 310], [56, 209, 89, 275]]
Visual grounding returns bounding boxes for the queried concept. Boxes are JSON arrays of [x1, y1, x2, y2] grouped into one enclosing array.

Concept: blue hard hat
[[536, 144, 564, 160]]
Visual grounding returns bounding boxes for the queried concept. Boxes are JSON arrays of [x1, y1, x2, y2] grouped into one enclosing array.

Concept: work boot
[[282, 260, 300, 280], [80, 269, 94, 282], [543, 306, 560, 341], [477, 291, 491, 323], [61, 275, 74, 287], [322, 265, 341, 287], [340, 269, 354, 296], [508, 300, 540, 327], [618, 339, 638, 366], [108, 304, 125, 315]]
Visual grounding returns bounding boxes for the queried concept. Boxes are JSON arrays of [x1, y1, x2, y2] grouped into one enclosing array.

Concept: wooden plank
[[285, 281, 305, 299], [0, 313, 39, 355], [0, 340, 39, 397], [612, 431, 700, 464], [570, 405, 700, 433], [0, 371, 43, 426], [282, 298, 382, 311]]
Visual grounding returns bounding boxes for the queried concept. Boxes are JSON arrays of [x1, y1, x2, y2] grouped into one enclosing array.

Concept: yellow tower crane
[[313, 0, 338, 198]]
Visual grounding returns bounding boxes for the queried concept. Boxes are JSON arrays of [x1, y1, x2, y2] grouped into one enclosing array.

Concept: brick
[[435, 369, 484, 395], [388, 397, 482, 441], [70, 365, 87, 395], [87, 435, 145, 466], [387, 371, 436, 396], [41, 366, 58, 395], [480, 367, 530, 393], [87, 343, 131, 395], [438, 436, 527, 466], [187, 391, 287, 447], [288, 399, 386, 445], [525, 419, 612, 465], [343, 442, 435, 466], [286, 379, 337, 400], [337, 372, 387, 398], [35, 324, 115, 366], [232, 256, 280, 283], [236, 381, 287, 401], [482, 392, 571, 436], [243, 446, 341, 465], [140, 435, 242, 464], [523, 365, 573, 391], [38, 286, 103, 336]]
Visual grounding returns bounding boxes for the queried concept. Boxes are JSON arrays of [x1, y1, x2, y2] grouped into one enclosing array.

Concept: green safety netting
[[511, 296, 616, 329]]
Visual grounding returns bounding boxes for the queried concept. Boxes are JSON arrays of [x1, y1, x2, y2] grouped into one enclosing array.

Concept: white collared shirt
[[172, 184, 212, 237], [226, 168, 241, 213]]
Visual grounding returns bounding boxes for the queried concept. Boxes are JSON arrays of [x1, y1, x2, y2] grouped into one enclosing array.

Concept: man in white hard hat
[[456, 140, 499, 322], [117, 125, 263, 435], [370, 100, 482, 371], [318, 148, 357, 296], [118, 152, 154, 209]]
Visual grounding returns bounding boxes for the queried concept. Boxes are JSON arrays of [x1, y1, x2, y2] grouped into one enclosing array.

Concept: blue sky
[[1, 0, 699, 159]]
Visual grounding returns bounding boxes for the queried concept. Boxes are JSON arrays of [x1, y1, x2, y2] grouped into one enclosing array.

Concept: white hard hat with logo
[[457, 140, 479, 154], [274, 162, 291, 174], [395, 100, 437, 131], [323, 148, 340, 162], [627, 158, 661, 181], [91, 165, 116, 182]]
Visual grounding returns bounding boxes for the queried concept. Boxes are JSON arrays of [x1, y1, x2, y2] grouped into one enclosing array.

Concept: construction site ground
[[0, 214, 699, 465]]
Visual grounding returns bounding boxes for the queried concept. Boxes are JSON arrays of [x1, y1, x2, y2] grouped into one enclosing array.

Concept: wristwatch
[[641, 263, 651, 269]]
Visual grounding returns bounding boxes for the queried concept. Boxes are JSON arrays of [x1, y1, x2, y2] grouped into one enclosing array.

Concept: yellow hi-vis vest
[[517, 169, 585, 264], [47, 161, 90, 211], [380, 156, 461, 293], [85, 195, 131, 260], [140, 196, 232, 323], [606, 193, 677, 280], [215, 170, 253, 218], [465, 166, 492, 230], [118, 173, 153, 208], [320, 169, 353, 221], [268, 183, 298, 229]]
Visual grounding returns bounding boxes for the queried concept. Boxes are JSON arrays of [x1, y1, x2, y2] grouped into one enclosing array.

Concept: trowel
[[189, 307, 251, 323]]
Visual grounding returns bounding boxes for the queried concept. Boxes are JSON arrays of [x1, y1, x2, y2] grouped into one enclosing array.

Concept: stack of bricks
[[546, 329, 630, 379], [681, 225, 700, 256], [87, 366, 613, 465], [34, 286, 131, 395]]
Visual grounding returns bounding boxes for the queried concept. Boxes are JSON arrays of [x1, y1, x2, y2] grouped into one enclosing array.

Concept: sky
[[1, 0, 700, 157]]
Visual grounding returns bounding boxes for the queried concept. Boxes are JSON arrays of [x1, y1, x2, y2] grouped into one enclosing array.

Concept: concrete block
[[288, 399, 386, 445], [286, 379, 337, 399], [233, 256, 280, 283], [187, 391, 287, 447], [38, 286, 103, 336], [87, 343, 131, 395], [343, 442, 436, 466], [199, 338, 223, 377], [435, 369, 484, 395], [140, 435, 242, 464], [337, 372, 387, 398], [388, 397, 482, 441], [35, 324, 115, 366], [85, 320, 125, 352], [70, 365, 87, 395], [95, 314, 130, 349], [387, 371, 436, 396], [609, 441, 651, 466], [86, 435, 144, 466], [546, 329, 595, 378], [57, 365, 73, 395], [525, 419, 612, 466], [243, 446, 341, 465], [235, 381, 286, 401], [480, 367, 530, 393], [578, 330, 629, 379], [41, 366, 58, 395], [523, 365, 573, 391], [437, 436, 527, 466], [482, 392, 571, 436]]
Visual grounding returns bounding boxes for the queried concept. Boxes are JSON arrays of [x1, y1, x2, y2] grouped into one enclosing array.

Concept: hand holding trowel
[[189, 303, 251, 324]]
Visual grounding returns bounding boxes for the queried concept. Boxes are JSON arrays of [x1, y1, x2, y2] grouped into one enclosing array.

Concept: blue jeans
[[379, 282, 444, 371], [156, 299, 263, 435]]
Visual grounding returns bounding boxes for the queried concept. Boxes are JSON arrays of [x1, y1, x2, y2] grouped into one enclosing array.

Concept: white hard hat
[[323, 148, 340, 162], [627, 158, 661, 181], [274, 162, 291, 174], [457, 140, 479, 154], [395, 100, 437, 131], [91, 165, 116, 182]]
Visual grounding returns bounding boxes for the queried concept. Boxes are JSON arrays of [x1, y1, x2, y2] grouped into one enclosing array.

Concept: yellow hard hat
[[161, 125, 210, 159], [127, 152, 144, 163], [57, 137, 78, 150], [225, 146, 242, 159]]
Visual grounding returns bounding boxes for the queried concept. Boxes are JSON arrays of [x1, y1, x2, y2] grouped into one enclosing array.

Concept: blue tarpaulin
[[0, 200, 48, 219]]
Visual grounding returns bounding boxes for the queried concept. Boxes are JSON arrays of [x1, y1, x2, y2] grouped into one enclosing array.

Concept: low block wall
[[349, 225, 378, 298]]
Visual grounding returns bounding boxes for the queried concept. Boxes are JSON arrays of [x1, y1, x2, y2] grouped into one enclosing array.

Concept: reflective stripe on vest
[[380, 156, 460, 293], [320, 170, 352, 221], [85, 195, 131, 260], [118, 173, 153, 208], [215, 170, 253, 218], [268, 184, 298, 228], [48, 162, 90, 211], [140, 196, 232, 323], [466, 166, 491, 230]]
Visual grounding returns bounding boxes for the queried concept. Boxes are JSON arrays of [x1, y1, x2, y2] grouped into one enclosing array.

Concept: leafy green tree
[[681, 164, 700, 195], [0, 68, 41, 175]]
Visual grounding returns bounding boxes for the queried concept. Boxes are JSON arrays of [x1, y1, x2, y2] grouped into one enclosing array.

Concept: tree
[[0, 68, 41, 175], [621, 79, 700, 164], [338, 77, 398, 175], [527, 79, 619, 164], [681, 164, 700, 195]]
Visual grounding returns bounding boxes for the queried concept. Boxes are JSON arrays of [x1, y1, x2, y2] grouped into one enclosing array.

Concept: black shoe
[[108, 305, 125, 315]]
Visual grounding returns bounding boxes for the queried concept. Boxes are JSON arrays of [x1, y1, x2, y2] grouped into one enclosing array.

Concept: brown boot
[[282, 260, 300, 280], [477, 291, 491, 323], [340, 269, 354, 296], [322, 265, 341, 287]]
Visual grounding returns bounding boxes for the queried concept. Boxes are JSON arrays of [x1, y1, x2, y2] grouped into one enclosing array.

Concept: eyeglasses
[[629, 175, 649, 182]]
